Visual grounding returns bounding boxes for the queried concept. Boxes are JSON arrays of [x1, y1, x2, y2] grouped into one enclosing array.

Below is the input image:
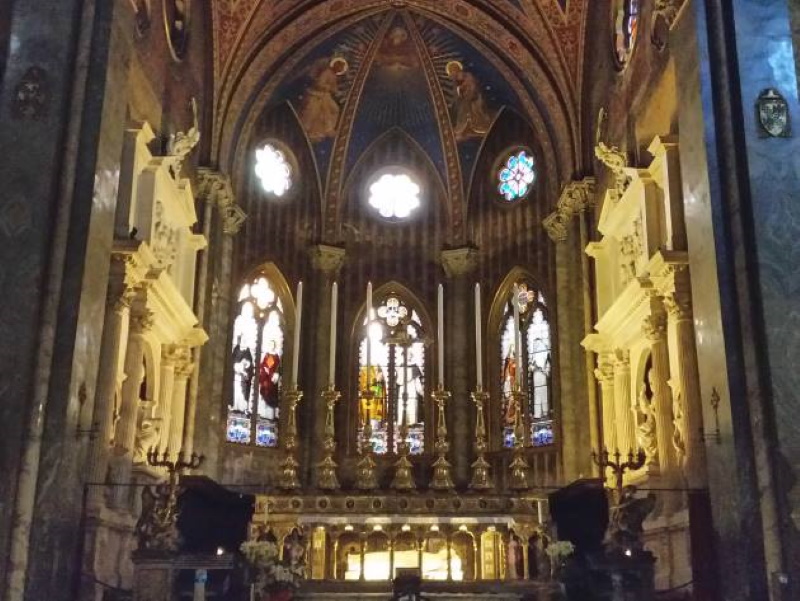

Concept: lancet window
[[499, 282, 553, 448], [357, 295, 426, 455], [227, 273, 285, 447]]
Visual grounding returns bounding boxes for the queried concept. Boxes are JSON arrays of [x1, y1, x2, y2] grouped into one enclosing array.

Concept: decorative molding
[[440, 247, 479, 278], [594, 141, 629, 203], [543, 177, 596, 242], [219, 203, 247, 235], [130, 309, 155, 334], [308, 244, 346, 275]]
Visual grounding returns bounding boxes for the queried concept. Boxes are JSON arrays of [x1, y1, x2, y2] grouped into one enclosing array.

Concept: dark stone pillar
[[441, 248, 478, 487]]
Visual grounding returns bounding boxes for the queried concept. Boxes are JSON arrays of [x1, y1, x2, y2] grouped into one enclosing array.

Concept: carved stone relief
[[12, 66, 49, 120]]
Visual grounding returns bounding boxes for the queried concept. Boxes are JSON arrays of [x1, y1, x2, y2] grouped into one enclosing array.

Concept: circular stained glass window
[[367, 170, 421, 220], [254, 143, 293, 197], [498, 150, 536, 202]]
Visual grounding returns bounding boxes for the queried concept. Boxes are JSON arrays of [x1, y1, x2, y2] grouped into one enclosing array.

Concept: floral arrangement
[[240, 540, 305, 595], [545, 540, 576, 562]]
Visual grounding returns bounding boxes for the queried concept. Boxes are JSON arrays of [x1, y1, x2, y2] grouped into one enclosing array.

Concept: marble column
[[613, 350, 636, 455], [665, 289, 708, 489], [594, 356, 617, 453], [115, 309, 153, 456], [441, 247, 478, 486], [643, 310, 677, 476], [157, 347, 177, 452], [168, 348, 194, 460], [85, 267, 136, 507], [306, 245, 345, 482]]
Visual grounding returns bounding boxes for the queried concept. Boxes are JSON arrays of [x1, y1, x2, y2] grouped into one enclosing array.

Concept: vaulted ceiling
[[209, 0, 589, 216]]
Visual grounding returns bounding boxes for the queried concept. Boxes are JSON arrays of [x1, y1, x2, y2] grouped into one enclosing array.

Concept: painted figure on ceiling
[[374, 26, 419, 72], [297, 56, 349, 142], [446, 61, 493, 140]]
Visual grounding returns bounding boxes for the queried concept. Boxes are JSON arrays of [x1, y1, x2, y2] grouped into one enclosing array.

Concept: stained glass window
[[498, 150, 536, 202], [499, 282, 553, 448], [227, 273, 285, 447], [255, 143, 293, 197], [357, 295, 426, 454], [367, 171, 421, 220], [614, 0, 639, 66]]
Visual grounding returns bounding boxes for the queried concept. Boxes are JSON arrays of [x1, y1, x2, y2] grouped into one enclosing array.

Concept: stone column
[[85, 268, 137, 506], [643, 310, 678, 476], [594, 356, 616, 452], [157, 347, 177, 452], [115, 309, 153, 456], [441, 247, 478, 486], [306, 245, 345, 482], [613, 350, 636, 455], [168, 348, 194, 460], [664, 288, 708, 489]]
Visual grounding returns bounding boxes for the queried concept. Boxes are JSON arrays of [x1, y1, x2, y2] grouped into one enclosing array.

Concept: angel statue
[[167, 97, 200, 177]]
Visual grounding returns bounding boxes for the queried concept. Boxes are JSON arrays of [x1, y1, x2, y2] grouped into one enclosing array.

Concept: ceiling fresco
[[209, 0, 588, 241]]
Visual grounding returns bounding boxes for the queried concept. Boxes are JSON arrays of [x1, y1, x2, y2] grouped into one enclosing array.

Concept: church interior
[[1, 1, 799, 600]]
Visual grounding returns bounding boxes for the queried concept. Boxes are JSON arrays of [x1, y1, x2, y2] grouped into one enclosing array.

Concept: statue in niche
[[374, 26, 419, 72], [167, 97, 200, 177], [231, 335, 254, 414], [635, 384, 658, 467], [164, 0, 190, 59], [446, 61, 493, 141], [297, 56, 349, 142], [134, 419, 162, 464], [258, 339, 281, 419]]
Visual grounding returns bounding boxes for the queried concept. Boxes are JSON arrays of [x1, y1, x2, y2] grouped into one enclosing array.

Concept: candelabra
[[139, 448, 204, 552], [469, 387, 493, 490], [391, 397, 416, 491], [279, 387, 303, 490], [355, 390, 378, 490], [430, 387, 454, 490], [507, 390, 530, 491], [317, 386, 341, 490], [592, 447, 647, 497]]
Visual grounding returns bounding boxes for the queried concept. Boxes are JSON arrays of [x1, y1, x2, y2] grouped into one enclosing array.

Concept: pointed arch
[[349, 280, 433, 456], [488, 268, 554, 450], [226, 262, 298, 448]]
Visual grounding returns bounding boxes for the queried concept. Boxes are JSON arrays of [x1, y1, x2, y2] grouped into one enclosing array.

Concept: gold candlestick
[[355, 390, 378, 490], [391, 400, 415, 491], [508, 390, 530, 490], [279, 387, 303, 489], [430, 387, 454, 490], [317, 386, 341, 490], [469, 388, 493, 490]]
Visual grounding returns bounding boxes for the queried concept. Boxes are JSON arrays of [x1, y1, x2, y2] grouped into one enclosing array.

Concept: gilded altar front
[[248, 493, 551, 584]]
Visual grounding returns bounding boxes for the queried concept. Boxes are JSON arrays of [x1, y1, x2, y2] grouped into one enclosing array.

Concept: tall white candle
[[437, 283, 444, 388], [475, 283, 482, 389], [512, 285, 521, 390], [366, 282, 373, 382], [329, 281, 338, 387], [291, 281, 303, 387]]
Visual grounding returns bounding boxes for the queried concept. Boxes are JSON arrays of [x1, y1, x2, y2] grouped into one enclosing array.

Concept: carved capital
[[130, 309, 155, 334], [196, 168, 247, 235], [613, 349, 631, 370], [594, 359, 615, 386], [309, 244, 346, 275], [172, 346, 194, 378], [440, 247, 479, 278], [543, 178, 596, 242], [642, 313, 667, 342], [219, 203, 247, 235], [664, 293, 693, 322]]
